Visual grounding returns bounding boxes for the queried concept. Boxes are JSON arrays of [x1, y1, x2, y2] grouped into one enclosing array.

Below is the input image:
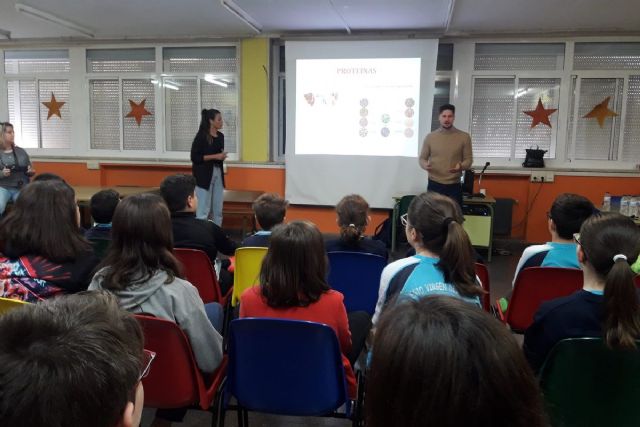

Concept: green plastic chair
[[391, 195, 415, 252], [539, 337, 640, 427]]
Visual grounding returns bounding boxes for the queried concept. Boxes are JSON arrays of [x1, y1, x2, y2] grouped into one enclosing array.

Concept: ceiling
[[0, 0, 639, 41]]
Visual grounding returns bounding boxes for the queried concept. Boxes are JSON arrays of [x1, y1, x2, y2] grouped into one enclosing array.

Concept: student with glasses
[[524, 212, 640, 373], [0, 291, 151, 427], [0, 122, 35, 215], [372, 191, 484, 326]]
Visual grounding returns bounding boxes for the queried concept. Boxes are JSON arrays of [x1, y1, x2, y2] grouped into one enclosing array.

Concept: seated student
[[240, 192, 288, 247], [513, 193, 594, 285], [160, 174, 237, 293], [524, 212, 640, 373], [32, 172, 65, 182], [240, 221, 359, 398], [0, 291, 148, 427], [90, 193, 224, 426], [372, 191, 484, 325], [325, 194, 388, 260], [85, 189, 120, 241], [367, 295, 547, 427], [0, 180, 99, 302]]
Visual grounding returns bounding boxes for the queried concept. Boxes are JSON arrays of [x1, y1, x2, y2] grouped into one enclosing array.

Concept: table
[[462, 195, 496, 262], [74, 186, 264, 234]]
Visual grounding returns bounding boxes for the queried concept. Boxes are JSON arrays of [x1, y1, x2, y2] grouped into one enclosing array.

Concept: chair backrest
[[507, 267, 583, 332], [0, 297, 28, 315], [397, 195, 415, 217], [635, 275, 640, 288], [174, 248, 221, 304], [89, 238, 111, 259], [232, 247, 268, 306], [135, 314, 205, 409], [227, 318, 348, 416], [327, 251, 387, 315], [539, 337, 640, 427], [474, 262, 491, 312]]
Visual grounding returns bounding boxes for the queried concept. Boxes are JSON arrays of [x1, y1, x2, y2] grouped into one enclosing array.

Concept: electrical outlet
[[530, 172, 554, 183], [86, 160, 100, 170]]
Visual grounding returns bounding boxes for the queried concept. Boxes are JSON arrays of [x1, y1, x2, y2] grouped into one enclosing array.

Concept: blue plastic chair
[[327, 251, 387, 315], [220, 318, 359, 427]]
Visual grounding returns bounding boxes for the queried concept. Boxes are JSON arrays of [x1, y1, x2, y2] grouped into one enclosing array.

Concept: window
[[87, 49, 156, 151], [5, 50, 71, 149], [162, 47, 239, 154], [574, 42, 640, 70], [474, 43, 565, 71]]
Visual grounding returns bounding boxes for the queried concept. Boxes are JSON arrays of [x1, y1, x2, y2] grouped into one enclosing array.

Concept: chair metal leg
[[242, 409, 249, 427], [236, 406, 244, 427]]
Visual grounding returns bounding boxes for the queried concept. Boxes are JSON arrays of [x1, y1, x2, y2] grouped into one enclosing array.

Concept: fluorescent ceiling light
[[0, 28, 11, 39], [15, 3, 95, 38], [204, 74, 228, 88], [163, 82, 180, 91], [220, 0, 262, 34]]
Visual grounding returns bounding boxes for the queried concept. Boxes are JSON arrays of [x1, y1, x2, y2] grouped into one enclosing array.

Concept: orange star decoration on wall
[[125, 99, 152, 126], [523, 98, 557, 128], [41, 93, 66, 120], [583, 96, 618, 128]]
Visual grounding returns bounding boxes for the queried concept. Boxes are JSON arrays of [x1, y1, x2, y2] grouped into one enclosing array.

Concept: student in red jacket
[[240, 220, 357, 398]]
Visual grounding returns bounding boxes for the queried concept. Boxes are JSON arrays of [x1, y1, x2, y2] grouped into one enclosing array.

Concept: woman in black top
[[0, 122, 35, 215], [190, 109, 227, 225]]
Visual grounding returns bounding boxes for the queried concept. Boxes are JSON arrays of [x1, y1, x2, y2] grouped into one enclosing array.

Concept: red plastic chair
[[474, 263, 491, 312], [635, 275, 640, 288], [501, 267, 583, 333], [135, 314, 227, 424], [174, 248, 228, 305]]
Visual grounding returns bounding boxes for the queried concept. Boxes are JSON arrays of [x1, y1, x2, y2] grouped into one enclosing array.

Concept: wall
[[240, 39, 270, 162]]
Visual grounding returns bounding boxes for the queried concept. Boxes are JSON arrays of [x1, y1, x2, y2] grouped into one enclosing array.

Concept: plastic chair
[[0, 297, 28, 315], [174, 248, 226, 305], [474, 262, 491, 312], [391, 195, 415, 252], [327, 251, 387, 315], [231, 247, 268, 306], [501, 267, 583, 332], [135, 314, 227, 427], [539, 337, 640, 427], [221, 318, 359, 427]]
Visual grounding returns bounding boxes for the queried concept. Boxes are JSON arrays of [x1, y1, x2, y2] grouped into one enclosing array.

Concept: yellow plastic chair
[[0, 297, 29, 315], [232, 247, 268, 306]]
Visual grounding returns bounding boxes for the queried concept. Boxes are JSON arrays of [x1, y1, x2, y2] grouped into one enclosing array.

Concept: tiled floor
[[140, 237, 527, 427]]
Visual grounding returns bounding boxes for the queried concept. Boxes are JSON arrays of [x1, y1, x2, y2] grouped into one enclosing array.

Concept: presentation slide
[[295, 58, 421, 157], [285, 40, 438, 209]]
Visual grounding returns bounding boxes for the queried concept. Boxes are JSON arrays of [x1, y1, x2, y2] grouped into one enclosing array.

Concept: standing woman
[[0, 122, 35, 215], [190, 109, 227, 225]]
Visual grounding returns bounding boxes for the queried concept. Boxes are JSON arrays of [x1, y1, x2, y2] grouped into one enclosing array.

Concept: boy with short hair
[[85, 189, 120, 241], [0, 291, 148, 427], [241, 193, 289, 247]]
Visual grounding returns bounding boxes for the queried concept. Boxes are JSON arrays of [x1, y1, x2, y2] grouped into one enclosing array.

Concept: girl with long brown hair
[[372, 191, 484, 324], [524, 212, 640, 372]]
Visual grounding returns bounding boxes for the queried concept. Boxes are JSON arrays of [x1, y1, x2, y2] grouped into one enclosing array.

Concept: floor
[[140, 237, 527, 427]]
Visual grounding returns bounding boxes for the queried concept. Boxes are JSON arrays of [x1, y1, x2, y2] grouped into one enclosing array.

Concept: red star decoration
[[41, 93, 66, 120], [583, 96, 618, 128], [523, 98, 557, 128], [125, 99, 152, 126]]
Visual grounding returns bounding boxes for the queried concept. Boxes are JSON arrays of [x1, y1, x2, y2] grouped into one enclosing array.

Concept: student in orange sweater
[[240, 221, 357, 398]]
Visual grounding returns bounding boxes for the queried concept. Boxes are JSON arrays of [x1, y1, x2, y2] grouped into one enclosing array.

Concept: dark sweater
[[325, 237, 388, 261], [171, 211, 236, 263], [190, 132, 225, 189], [524, 290, 605, 373]]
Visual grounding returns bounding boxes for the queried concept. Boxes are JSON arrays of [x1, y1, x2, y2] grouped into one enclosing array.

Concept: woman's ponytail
[[440, 220, 483, 298], [580, 212, 640, 349], [604, 256, 640, 348]]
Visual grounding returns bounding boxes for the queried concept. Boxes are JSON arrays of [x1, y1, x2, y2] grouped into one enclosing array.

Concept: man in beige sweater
[[419, 104, 473, 207]]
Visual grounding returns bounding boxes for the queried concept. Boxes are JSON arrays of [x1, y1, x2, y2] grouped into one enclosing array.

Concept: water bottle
[[629, 196, 640, 218], [602, 192, 611, 212], [620, 195, 631, 216]]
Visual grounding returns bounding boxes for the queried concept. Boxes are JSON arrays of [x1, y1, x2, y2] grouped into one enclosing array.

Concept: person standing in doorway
[[419, 104, 472, 207], [191, 109, 227, 225]]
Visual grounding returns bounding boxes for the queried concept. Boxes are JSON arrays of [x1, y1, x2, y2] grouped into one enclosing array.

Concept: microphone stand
[[473, 162, 490, 198]]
